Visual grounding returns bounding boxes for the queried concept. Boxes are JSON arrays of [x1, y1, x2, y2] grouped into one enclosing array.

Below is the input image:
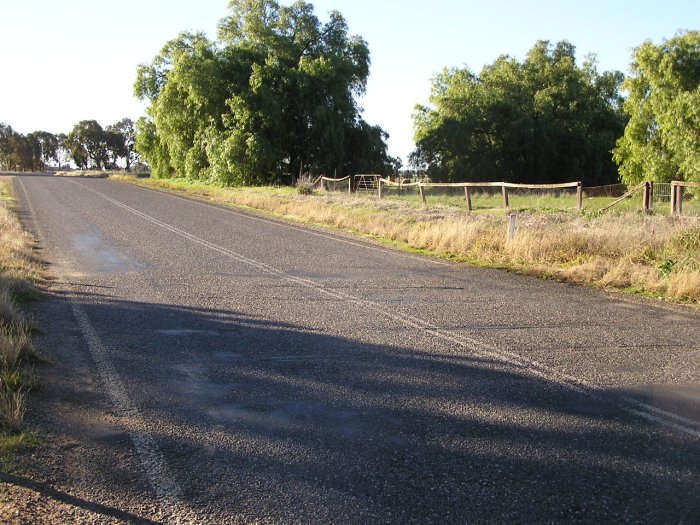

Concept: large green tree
[[613, 30, 700, 184], [66, 120, 108, 169], [135, 0, 396, 184], [412, 40, 626, 184], [27, 131, 59, 170]]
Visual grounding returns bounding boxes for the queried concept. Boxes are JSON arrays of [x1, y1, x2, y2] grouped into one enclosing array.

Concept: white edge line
[[16, 176, 185, 510], [71, 302, 183, 503]]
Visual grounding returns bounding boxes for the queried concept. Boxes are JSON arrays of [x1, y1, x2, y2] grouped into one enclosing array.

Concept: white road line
[[622, 397, 700, 430], [16, 177, 186, 513], [71, 303, 183, 504], [75, 180, 700, 439]]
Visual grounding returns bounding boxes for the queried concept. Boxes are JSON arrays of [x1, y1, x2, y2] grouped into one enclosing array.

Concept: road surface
[[8, 173, 700, 523]]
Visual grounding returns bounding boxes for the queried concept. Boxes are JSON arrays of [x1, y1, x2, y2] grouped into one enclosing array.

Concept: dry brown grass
[[0, 177, 41, 435], [115, 177, 700, 305], [0, 286, 23, 328], [0, 387, 26, 433], [0, 184, 42, 290], [0, 325, 33, 371]]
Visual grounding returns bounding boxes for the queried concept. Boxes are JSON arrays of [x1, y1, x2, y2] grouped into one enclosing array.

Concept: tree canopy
[[411, 40, 626, 185], [613, 30, 700, 184], [134, 0, 398, 185]]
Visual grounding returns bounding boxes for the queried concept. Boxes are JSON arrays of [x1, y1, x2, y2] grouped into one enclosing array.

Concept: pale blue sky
[[1, 1, 697, 163]]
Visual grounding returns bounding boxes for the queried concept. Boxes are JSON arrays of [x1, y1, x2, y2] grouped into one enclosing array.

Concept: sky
[[1, 0, 698, 164]]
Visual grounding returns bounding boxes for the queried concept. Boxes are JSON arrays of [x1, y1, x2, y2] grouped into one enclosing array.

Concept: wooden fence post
[[348, 176, 352, 194], [670, 182, 676, 215], [507, 212, 517, 243], [643, 181, 651, 213], [378, 179, 384, 199], [320, 178, 325, 191], [464, 186, 472, 211], [677, 185, 684, 216], [419, 184, 427, 206], [577, 182, 583, 211], [501, 185, 510, 209]]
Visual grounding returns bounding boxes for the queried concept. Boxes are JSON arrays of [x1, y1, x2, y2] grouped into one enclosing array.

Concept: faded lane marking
[[71, 302, 183, 503], [16, 177, 191, 515], [75, 180, 700, 439]]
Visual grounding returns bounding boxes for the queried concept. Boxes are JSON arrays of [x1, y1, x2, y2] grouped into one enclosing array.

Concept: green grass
[[0, 431, 38, 469], [383, 188, 584, 213], [379, 185, 700, 215]]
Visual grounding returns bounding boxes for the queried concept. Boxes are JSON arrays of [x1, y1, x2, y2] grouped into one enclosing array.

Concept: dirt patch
[[0, 475, 126, 524]]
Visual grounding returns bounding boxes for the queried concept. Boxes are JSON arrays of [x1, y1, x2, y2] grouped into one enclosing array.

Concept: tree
[[0, 124, 34, 171], [135, 0, 395, 184], [104, 129, 126, 169], [26, 131, 60, 170], [55, 133, 71, 169], [25, 132, 43, 171], [135, 31, 229, 179], [412, 40, 626, 185], [0, 123, 16, 170], [66, 120, 108, 169], [613, 30, 700, 184], [107, 118, 138, 170]]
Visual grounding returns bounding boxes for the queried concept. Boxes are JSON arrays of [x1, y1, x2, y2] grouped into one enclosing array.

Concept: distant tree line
[[134, 0, 400, 185], [0, 118, 138, 172]]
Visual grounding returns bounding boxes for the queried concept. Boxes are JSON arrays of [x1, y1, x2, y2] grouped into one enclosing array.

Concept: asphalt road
[[10, 173, 700, 523]]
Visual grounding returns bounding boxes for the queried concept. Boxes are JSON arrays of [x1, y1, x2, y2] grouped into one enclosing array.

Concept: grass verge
[[112, 175, 700, 306], [0, 178, 42, 459]]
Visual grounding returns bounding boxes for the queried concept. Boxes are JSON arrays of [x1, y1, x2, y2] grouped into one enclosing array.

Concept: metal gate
[[652, 182, 672, 209], [354, 174, 381, 192]]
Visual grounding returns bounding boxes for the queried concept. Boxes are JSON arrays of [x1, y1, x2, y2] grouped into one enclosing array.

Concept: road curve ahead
[[11, 173, 700, 523]]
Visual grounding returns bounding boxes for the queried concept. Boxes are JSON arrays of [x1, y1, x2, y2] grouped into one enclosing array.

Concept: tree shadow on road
[[15, 288, 700, 524]]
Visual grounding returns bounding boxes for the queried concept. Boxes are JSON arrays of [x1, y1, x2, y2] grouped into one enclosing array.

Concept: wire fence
[[319, 175, 352, 193], [583, 183, 627, 198], [317, 176, 700, 216], [380, 180, 583, 213]]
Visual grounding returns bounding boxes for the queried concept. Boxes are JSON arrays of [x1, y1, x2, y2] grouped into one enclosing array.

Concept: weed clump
[[296, 175, 318, 195]]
